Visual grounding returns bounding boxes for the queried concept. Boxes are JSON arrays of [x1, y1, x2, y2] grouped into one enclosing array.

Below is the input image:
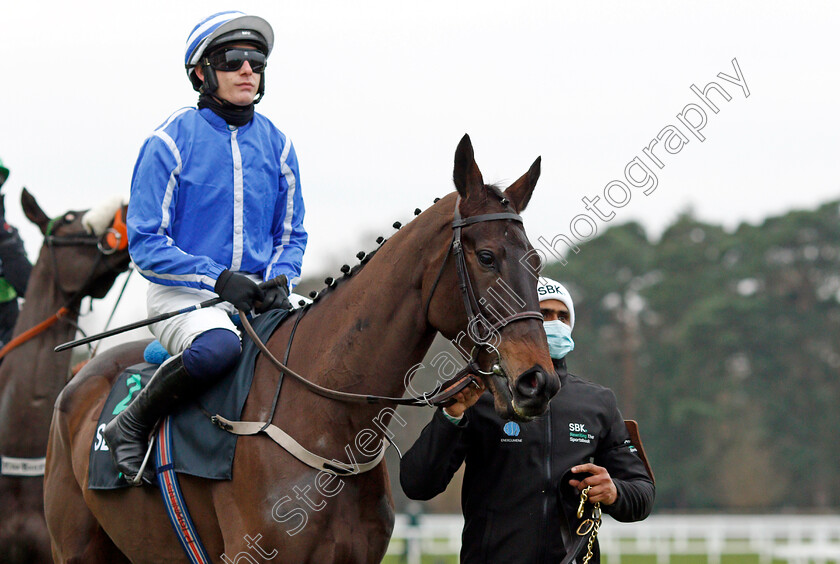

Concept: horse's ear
[[503, 156, 541, 213], [21, 188, 51, 234], [453, 134, 485, 199]]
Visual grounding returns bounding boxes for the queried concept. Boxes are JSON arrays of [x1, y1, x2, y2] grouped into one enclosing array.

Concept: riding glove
[[214, 270, 264, 312], [256, 274, 292, 313]]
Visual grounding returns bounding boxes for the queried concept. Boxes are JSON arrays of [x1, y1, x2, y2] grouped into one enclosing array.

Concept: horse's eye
[[477, 251, 495, 267]]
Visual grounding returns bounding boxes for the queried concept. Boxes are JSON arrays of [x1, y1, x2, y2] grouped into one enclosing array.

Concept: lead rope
[[576, 486, 602, 564]]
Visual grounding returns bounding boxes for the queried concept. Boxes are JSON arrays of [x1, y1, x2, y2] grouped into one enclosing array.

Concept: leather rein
[[237, 197, 544, 409]]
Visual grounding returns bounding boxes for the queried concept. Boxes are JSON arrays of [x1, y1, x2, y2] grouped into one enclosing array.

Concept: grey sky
[[1, 0, 838, 343]]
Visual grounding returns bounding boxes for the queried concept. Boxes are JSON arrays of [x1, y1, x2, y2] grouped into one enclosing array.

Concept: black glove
[[255, 274, 292, 313], [214, 269, 264, 312]]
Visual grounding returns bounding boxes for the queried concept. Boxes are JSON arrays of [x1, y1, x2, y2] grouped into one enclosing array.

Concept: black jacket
[[0, 222, 32, 345], [400, 362, 655, 564]]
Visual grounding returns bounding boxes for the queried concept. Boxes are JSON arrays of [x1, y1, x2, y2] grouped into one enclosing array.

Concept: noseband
[[45, 212, 126, 256]]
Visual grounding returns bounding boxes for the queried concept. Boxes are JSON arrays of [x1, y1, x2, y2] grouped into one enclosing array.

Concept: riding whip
[[54, 277, 284, 352]]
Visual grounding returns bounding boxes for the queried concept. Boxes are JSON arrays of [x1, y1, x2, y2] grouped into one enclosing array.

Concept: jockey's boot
[[103, 354, 193, 485]]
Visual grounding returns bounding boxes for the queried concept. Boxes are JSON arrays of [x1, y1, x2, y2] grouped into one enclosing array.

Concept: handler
[[0, 157, 33, 349], [400, 277, 654, 563], [105, 11, 307, 484]]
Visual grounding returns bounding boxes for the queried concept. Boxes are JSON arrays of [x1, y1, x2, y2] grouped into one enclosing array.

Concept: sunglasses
[[206, 49, 267, 73]]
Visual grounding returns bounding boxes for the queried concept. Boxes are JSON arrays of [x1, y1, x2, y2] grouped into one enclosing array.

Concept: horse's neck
[[11, 264, 78, 352], [274, 208, 451, 447], [0, 260, 78, 455], [319, 219, 446, 393]]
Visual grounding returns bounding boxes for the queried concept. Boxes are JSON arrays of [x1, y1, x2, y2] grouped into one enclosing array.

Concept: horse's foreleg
[[44, 406, 129, 564], [0, 477, 52, 564]]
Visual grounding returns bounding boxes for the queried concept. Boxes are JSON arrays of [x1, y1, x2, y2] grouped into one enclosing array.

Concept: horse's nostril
[[515, 368, 546, 398]]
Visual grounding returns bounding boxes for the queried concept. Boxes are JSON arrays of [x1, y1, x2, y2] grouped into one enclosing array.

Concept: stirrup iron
[[129, 427, 157, 486]]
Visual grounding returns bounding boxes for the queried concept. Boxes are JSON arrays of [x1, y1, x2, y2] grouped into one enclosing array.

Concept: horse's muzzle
[[512, 365, 558, 417]]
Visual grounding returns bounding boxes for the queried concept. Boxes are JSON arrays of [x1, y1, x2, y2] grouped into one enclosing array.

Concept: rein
[[233, 197, 545, 409], [558, 486, 603, 564], [211, 198, 547, 475], [0, 307, 71, 360], [213, 311, 476, 477], [236, 312, 477, 408]]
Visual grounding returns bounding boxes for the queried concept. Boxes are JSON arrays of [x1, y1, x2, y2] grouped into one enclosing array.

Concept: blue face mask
[[544, 320, 574, 360]]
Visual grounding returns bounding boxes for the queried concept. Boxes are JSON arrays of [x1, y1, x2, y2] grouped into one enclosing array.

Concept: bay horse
[[0, 190, 130, 564], [44, 135, 558, 563]]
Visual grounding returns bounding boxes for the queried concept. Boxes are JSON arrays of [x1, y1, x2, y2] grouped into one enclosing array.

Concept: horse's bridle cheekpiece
[[450, 198, 544, 333], [46, 209, 127, 256], [425, 196, 544, 375]]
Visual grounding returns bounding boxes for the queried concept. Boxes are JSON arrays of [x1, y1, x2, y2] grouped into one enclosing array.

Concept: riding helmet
[[184, 11, 274, 94]]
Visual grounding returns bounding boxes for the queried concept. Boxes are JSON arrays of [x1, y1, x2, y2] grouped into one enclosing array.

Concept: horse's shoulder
[[56, 340, 151, 415]]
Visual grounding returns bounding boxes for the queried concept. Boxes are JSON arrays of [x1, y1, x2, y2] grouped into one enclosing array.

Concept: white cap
[[537, 277, 575, 330]]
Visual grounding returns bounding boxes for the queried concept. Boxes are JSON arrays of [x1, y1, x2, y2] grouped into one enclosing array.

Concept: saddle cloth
[[88, 309, 290, 489]]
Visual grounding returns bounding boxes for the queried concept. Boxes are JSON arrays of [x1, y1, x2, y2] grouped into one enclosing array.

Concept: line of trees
[[539, 201, 840, 510]]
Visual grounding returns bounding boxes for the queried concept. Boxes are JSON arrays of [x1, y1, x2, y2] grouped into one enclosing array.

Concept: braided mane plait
[[301, 247, 382, 306], [298, 185, 509, 308], [296, 204, 430, 307], [298, 187, 511, 307]]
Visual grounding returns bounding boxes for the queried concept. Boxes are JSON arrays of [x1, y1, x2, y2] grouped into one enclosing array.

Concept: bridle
[[233, 196, 545, 410], [44, 209, 128, 302], [424, 195, 544, 373], [0, 209, 129, 360]]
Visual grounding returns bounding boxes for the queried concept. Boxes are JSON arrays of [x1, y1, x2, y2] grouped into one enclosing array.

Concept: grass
[[383, 552, 818, 564], [382, 556, 458, 564]]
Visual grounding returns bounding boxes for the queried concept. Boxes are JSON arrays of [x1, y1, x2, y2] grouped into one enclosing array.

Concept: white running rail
[[388, 514, 840, 564]]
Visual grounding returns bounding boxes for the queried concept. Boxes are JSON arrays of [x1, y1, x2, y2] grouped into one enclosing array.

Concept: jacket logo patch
[[501, 422, 522, 443], [569, 422, 594, 444]]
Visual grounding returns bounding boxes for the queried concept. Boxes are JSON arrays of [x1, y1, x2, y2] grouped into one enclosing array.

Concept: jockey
[[105, 11, 307, 484]]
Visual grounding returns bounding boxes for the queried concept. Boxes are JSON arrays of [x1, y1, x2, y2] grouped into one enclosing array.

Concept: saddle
[[87, 309, 290, 489]]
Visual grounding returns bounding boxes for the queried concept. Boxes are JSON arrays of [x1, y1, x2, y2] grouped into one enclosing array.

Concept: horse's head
[[22, 189, 131, 299], [426, 135, 558, 421]]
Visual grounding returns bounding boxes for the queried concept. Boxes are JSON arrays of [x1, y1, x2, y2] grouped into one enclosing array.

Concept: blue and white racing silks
[[127, 107, 307, 291]]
